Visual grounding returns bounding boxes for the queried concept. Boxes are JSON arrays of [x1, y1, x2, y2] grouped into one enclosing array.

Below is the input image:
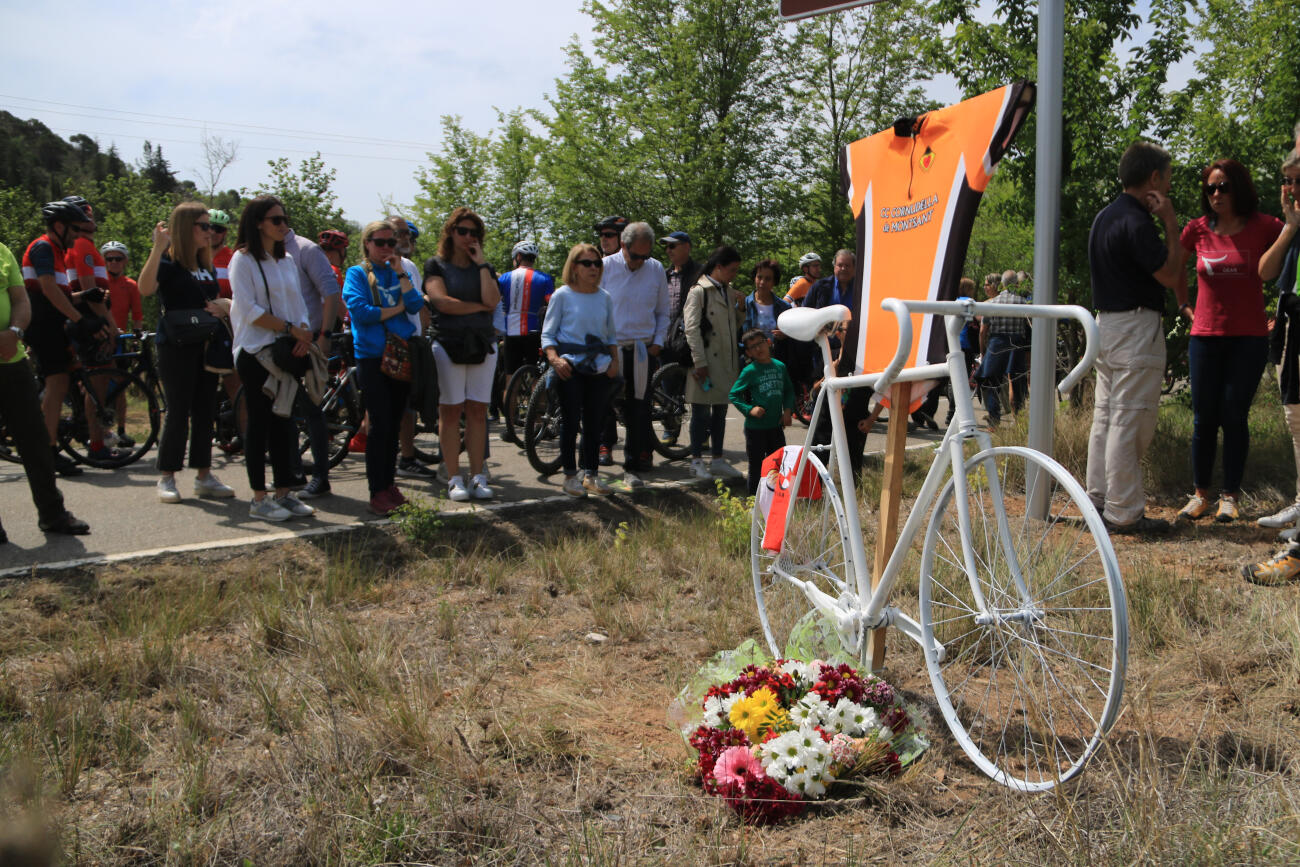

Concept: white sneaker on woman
[[249, 496, 292, 522], [447, 476, 470, 502], [710, 459, 743, 479], [562, 475, 586, 498], [274, 492, 316, 517], [157, 476, 182, 503], [1258, 501, 1300, 528], [470, 473, 494, 500], [690, 457, 712, 479], [194, 473, 236, 499]]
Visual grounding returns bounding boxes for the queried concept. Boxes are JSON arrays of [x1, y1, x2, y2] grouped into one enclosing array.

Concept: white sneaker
[[690, 457, 712, 479], [447, 476, 470, 502], [623, 471, 644, 489], [194, 473, 236, 499], [470, 473, 494, 500], [710, 458, 743, 479], [249, 496, 292, 522], [562, 475, 587, 497], [1258, 502, 1300, 528], [157, 476, 182, 503], [274, 492, 316, 517]]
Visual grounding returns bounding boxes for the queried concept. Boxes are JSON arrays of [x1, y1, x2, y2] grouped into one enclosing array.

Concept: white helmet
[[512, 241, 539, 259], [798, 252, 821, 267], [100, 240, 129, 258]]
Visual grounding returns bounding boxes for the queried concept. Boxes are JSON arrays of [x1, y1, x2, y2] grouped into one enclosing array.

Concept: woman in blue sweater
[[343, 220, 424, 516], [541, 243, 620, 497]]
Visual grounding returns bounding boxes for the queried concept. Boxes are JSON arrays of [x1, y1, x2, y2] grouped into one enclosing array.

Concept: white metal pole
[[1027, 0, 1064, 518]]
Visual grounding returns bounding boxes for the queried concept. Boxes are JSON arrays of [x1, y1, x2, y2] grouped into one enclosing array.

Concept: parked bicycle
[[751, 298, 1125, 791]]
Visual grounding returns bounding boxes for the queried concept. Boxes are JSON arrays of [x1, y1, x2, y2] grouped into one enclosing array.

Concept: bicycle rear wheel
[[750, 450, 861, 665], [61, 368, 160, 468], [919, 445, 1126, 790], [649, 362, 689, 461], [297, 380, 360, 470], [503, 363, 540, 447], [523, 376, 564, 476]]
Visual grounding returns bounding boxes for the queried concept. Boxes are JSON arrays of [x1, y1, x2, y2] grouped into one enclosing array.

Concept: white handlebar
[[870, 298, 1099, 399]]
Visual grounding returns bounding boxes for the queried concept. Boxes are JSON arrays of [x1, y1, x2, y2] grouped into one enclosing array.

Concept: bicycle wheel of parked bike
[[792, 381, 815, 427], [649, 362, 690, 461], [213, 386, 246, 455], [60, 367, 160, 468], [502, 363, 540, 447], [919, 445, 1127, 791], [523, 375, 564, 475], [296, 381, 361, 470], [0, 422, 19, 464]]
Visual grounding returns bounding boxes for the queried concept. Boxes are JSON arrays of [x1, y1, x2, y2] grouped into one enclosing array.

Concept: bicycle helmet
[[404, 220, 419, 240], [512, 241, 539, 259], [798, 252, 821, 267], [208, 209, 233, 229], [592, 215, 629, 234], [42, 200, 92, 228], [100, 240, 129, 258], [317, 229, 349, 252]]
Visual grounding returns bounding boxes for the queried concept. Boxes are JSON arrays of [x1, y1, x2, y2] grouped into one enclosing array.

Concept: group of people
[[1086, 129, 1300, 586], [5, 125, 1300, 588]]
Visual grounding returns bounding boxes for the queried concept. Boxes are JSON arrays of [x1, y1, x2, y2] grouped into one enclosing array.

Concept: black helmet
[[42, 200, 92, 228], [592, 215, 629, 234]]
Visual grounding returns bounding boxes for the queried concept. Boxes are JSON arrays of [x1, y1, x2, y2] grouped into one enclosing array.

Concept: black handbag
[[256, 259, 310, 378], [437, 326, 495, 365], [163, 307, 222, 345]]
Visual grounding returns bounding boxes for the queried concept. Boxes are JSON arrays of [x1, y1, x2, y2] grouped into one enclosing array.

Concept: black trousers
[[744, 426, 786, 495], [156, 341, 217, 472], [600, 347, 658, 470], [0, 358, 66, 524], [356, 357, 410, 495], [557, 370, 617, 475], [812, 386, 871, 478], [235, 351, 298, 493]]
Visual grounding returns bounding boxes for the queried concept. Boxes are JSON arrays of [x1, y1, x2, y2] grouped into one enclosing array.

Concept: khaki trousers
[[1086, 308, 1165, 525]]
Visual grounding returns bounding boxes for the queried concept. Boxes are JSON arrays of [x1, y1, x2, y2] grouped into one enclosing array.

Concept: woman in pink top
[[1177, 158, 1283, 523]]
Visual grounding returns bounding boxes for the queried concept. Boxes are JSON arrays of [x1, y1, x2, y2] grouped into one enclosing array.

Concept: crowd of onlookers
[[3, 123, 1300, 589]]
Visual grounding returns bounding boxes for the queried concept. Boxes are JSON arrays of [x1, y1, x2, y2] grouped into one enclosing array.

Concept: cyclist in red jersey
[[209, 209, 235, 299], [100, 241, 143, 331]]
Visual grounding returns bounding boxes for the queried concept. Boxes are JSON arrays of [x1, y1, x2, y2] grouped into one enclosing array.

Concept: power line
[[0, 93, 436, 150]]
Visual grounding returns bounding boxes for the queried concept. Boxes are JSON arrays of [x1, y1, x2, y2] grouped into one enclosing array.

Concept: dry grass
[[1, 400, 1299, 864]]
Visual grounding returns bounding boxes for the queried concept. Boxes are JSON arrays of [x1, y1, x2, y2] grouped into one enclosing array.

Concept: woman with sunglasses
[[138, 201, 235, 504], [228, 196, 316, 522], [343, 220, 424, 516], [541, 243, 619, 496], [424, 207, 501, 502], [1255, 150, 1300, 531], [1175, 159, 1284, 523]]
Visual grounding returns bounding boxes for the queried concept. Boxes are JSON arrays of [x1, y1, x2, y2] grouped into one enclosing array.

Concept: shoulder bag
[[365, 261, 413, 382], [256, 258, 310, 379]]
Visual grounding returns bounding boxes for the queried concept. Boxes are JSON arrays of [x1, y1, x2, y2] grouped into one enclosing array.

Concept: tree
[[783, 0, 942, 264], [0, 184, 42, 254], [412, 116, 496, 258], [138, 141, 180, 195], [254, 154, 346, 249], [198, 132, 240, 197]]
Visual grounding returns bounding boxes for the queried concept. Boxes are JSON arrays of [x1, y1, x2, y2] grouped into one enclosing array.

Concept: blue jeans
[[979, 334, 1025, 420], [1188, 335, 1268, 493], [689, 402, 728, 458]]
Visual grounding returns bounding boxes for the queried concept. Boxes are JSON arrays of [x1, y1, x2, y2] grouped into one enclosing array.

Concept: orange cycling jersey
[[212, 245, 234, 299], [65, 236, 109, 293], [840, 82, 1034, 376], [786, 276, 813, 305]]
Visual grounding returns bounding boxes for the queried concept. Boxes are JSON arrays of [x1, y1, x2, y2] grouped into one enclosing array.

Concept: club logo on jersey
[[919, 146, 935, 172]]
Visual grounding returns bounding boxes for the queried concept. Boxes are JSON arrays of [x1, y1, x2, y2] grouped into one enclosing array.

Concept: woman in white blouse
[[228, 196, 315, 522]]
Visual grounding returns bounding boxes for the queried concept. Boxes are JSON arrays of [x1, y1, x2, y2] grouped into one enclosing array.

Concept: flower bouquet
[[676, 645, 927, 824]]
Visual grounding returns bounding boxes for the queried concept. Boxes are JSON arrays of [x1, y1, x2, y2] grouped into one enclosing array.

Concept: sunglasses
[[453, 225, 483, 238], [575, 258, 603, 268], [628, 252, 650, 261], [600, 231, 620, 239], [1204, 182, 1231, 195], [369, 237, 397, 248], [194, 221, 213, 232], [104, 255, 126, 263], [1284, 177, 1300, 187], [664, 243, 678, 250], [265, 215, 290, 226], [211, 225, 228, 233]]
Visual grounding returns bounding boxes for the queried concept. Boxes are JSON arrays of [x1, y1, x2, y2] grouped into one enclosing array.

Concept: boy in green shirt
[[729, 328, 795, 494]]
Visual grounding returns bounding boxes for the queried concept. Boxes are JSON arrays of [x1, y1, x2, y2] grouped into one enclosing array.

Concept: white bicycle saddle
[[778, 304, 851, 342]]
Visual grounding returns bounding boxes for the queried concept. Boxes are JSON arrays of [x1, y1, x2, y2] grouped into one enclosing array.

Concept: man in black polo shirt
[[1086, 141, 1190, 534]]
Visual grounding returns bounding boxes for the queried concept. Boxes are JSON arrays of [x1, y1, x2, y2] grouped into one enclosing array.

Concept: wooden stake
[[869, 382, 910, 671]]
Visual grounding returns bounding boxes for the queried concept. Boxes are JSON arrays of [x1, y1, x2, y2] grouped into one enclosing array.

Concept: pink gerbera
[[712, 746, 763, 790]]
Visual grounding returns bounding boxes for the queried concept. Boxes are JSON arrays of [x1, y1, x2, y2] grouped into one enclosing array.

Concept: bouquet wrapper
[[758, 446, 822, 552]]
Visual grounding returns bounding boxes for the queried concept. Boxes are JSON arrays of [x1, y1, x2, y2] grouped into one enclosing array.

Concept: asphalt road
[[0, 404, 946, 576]]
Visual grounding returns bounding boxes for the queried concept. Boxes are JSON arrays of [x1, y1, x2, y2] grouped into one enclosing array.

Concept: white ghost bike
[[751, 298, 1126, 791]]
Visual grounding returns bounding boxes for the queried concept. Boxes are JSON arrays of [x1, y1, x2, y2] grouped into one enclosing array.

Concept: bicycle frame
[[773, 298, 1099, 659]]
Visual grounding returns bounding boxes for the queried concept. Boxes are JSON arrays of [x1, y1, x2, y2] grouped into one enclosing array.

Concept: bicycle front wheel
[[523, 376, 563, 476], [61, 368, 160, 468], [298, 381, 360, 470], [502, 364, 540, 447], [919, 445, 1127, 791], [649, 362, 689, 460], [750, 450, 861, 665]]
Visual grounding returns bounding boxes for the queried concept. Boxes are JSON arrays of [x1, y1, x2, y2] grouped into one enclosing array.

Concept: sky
[[1, 0, 1197, 226]]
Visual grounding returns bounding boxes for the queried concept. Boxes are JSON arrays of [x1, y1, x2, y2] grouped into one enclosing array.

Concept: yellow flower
[[729, 688, 785, 742]]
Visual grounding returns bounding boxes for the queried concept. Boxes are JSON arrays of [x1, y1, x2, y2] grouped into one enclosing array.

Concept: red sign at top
[[778, 0, 887, 21]]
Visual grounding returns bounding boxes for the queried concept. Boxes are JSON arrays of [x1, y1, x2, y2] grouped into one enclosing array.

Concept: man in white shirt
[[600, 221, 670, 487]]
